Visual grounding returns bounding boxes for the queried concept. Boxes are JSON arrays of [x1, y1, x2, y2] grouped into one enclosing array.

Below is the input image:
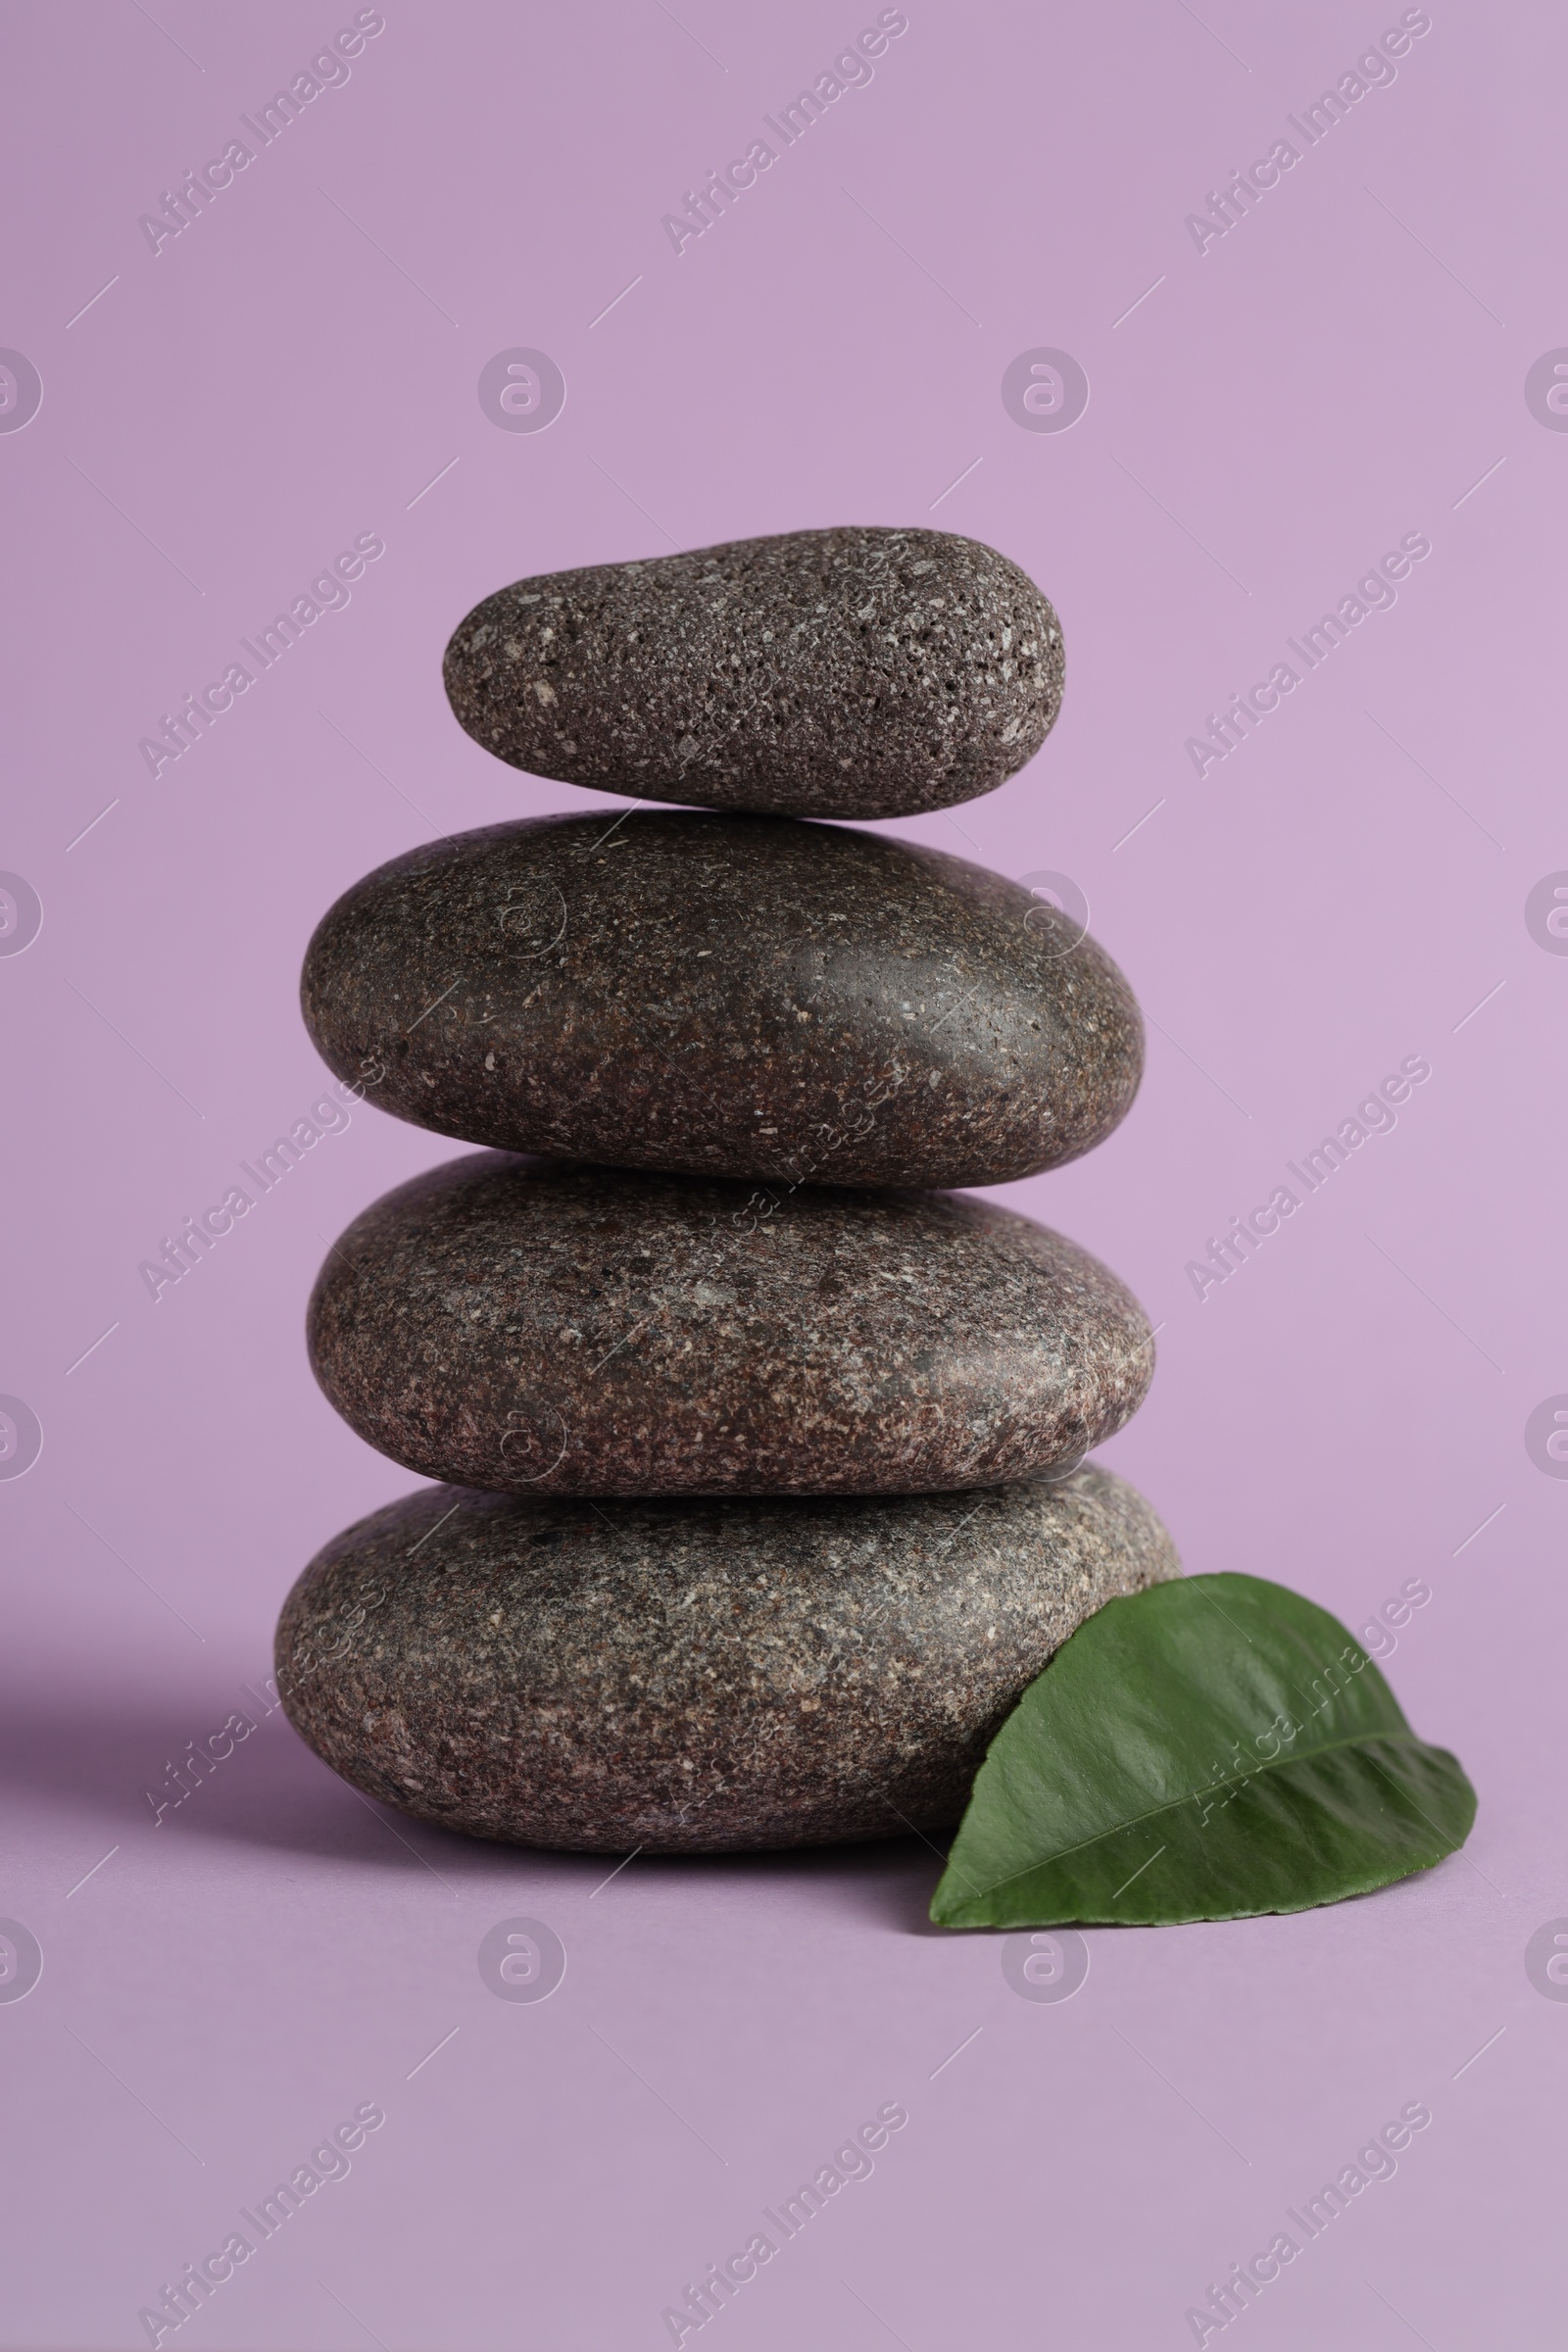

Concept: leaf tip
[[928, 1873, 973, 1929]]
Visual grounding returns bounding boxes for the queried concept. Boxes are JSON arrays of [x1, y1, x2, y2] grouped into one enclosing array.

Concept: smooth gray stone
[[307, 1154, 1155, 1496], [275, 1467, 1181, 1853], [441, 525, 1063, 819], [300, 812, 1143, 1191]]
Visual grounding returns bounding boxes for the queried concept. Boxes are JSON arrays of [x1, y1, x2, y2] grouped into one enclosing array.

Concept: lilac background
[[3, 2, 1563, 2344]]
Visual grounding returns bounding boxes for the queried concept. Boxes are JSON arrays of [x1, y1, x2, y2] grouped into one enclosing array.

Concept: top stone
[[441, 524, 1064, 819]]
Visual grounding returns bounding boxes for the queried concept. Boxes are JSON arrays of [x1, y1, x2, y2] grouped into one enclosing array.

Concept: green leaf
[[931, 1573, 1476, 1928]]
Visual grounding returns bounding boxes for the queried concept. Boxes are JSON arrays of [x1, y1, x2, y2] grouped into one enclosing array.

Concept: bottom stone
[[275, 1467, 1180, 1854]]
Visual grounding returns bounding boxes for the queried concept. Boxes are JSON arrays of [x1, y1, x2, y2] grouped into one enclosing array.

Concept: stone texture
[[441, 525, 1063, 820], [300, 811, 1142, 1190], [307, 1153, 1155, 1496], [275, 1466, 1181, 1853]]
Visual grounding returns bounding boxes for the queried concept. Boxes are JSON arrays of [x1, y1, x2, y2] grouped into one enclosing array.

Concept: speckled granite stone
[[300, 812, 1142, 1190], [441, 526, 1063, 819], [307, 1153, 1154, 1496], [275, 1467, 1180, 1852]]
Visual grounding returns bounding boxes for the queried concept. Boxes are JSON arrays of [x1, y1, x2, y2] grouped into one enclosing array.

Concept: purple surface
[[2, 3, 1561, 2344]]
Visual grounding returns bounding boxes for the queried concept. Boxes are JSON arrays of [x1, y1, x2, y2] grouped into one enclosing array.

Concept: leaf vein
[[964, 1731, 1448, 1901]]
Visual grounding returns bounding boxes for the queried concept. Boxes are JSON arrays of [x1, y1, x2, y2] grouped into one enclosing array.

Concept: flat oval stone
[[308, 1155, 1154, 1496], [301, 812, 1142, 1190], [441, 525, 1063, 819], [275, 1467, 1180, 1852]]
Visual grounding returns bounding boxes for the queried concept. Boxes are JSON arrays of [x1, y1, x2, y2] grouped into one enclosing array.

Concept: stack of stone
[[276, 525, 1178, 1855]]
